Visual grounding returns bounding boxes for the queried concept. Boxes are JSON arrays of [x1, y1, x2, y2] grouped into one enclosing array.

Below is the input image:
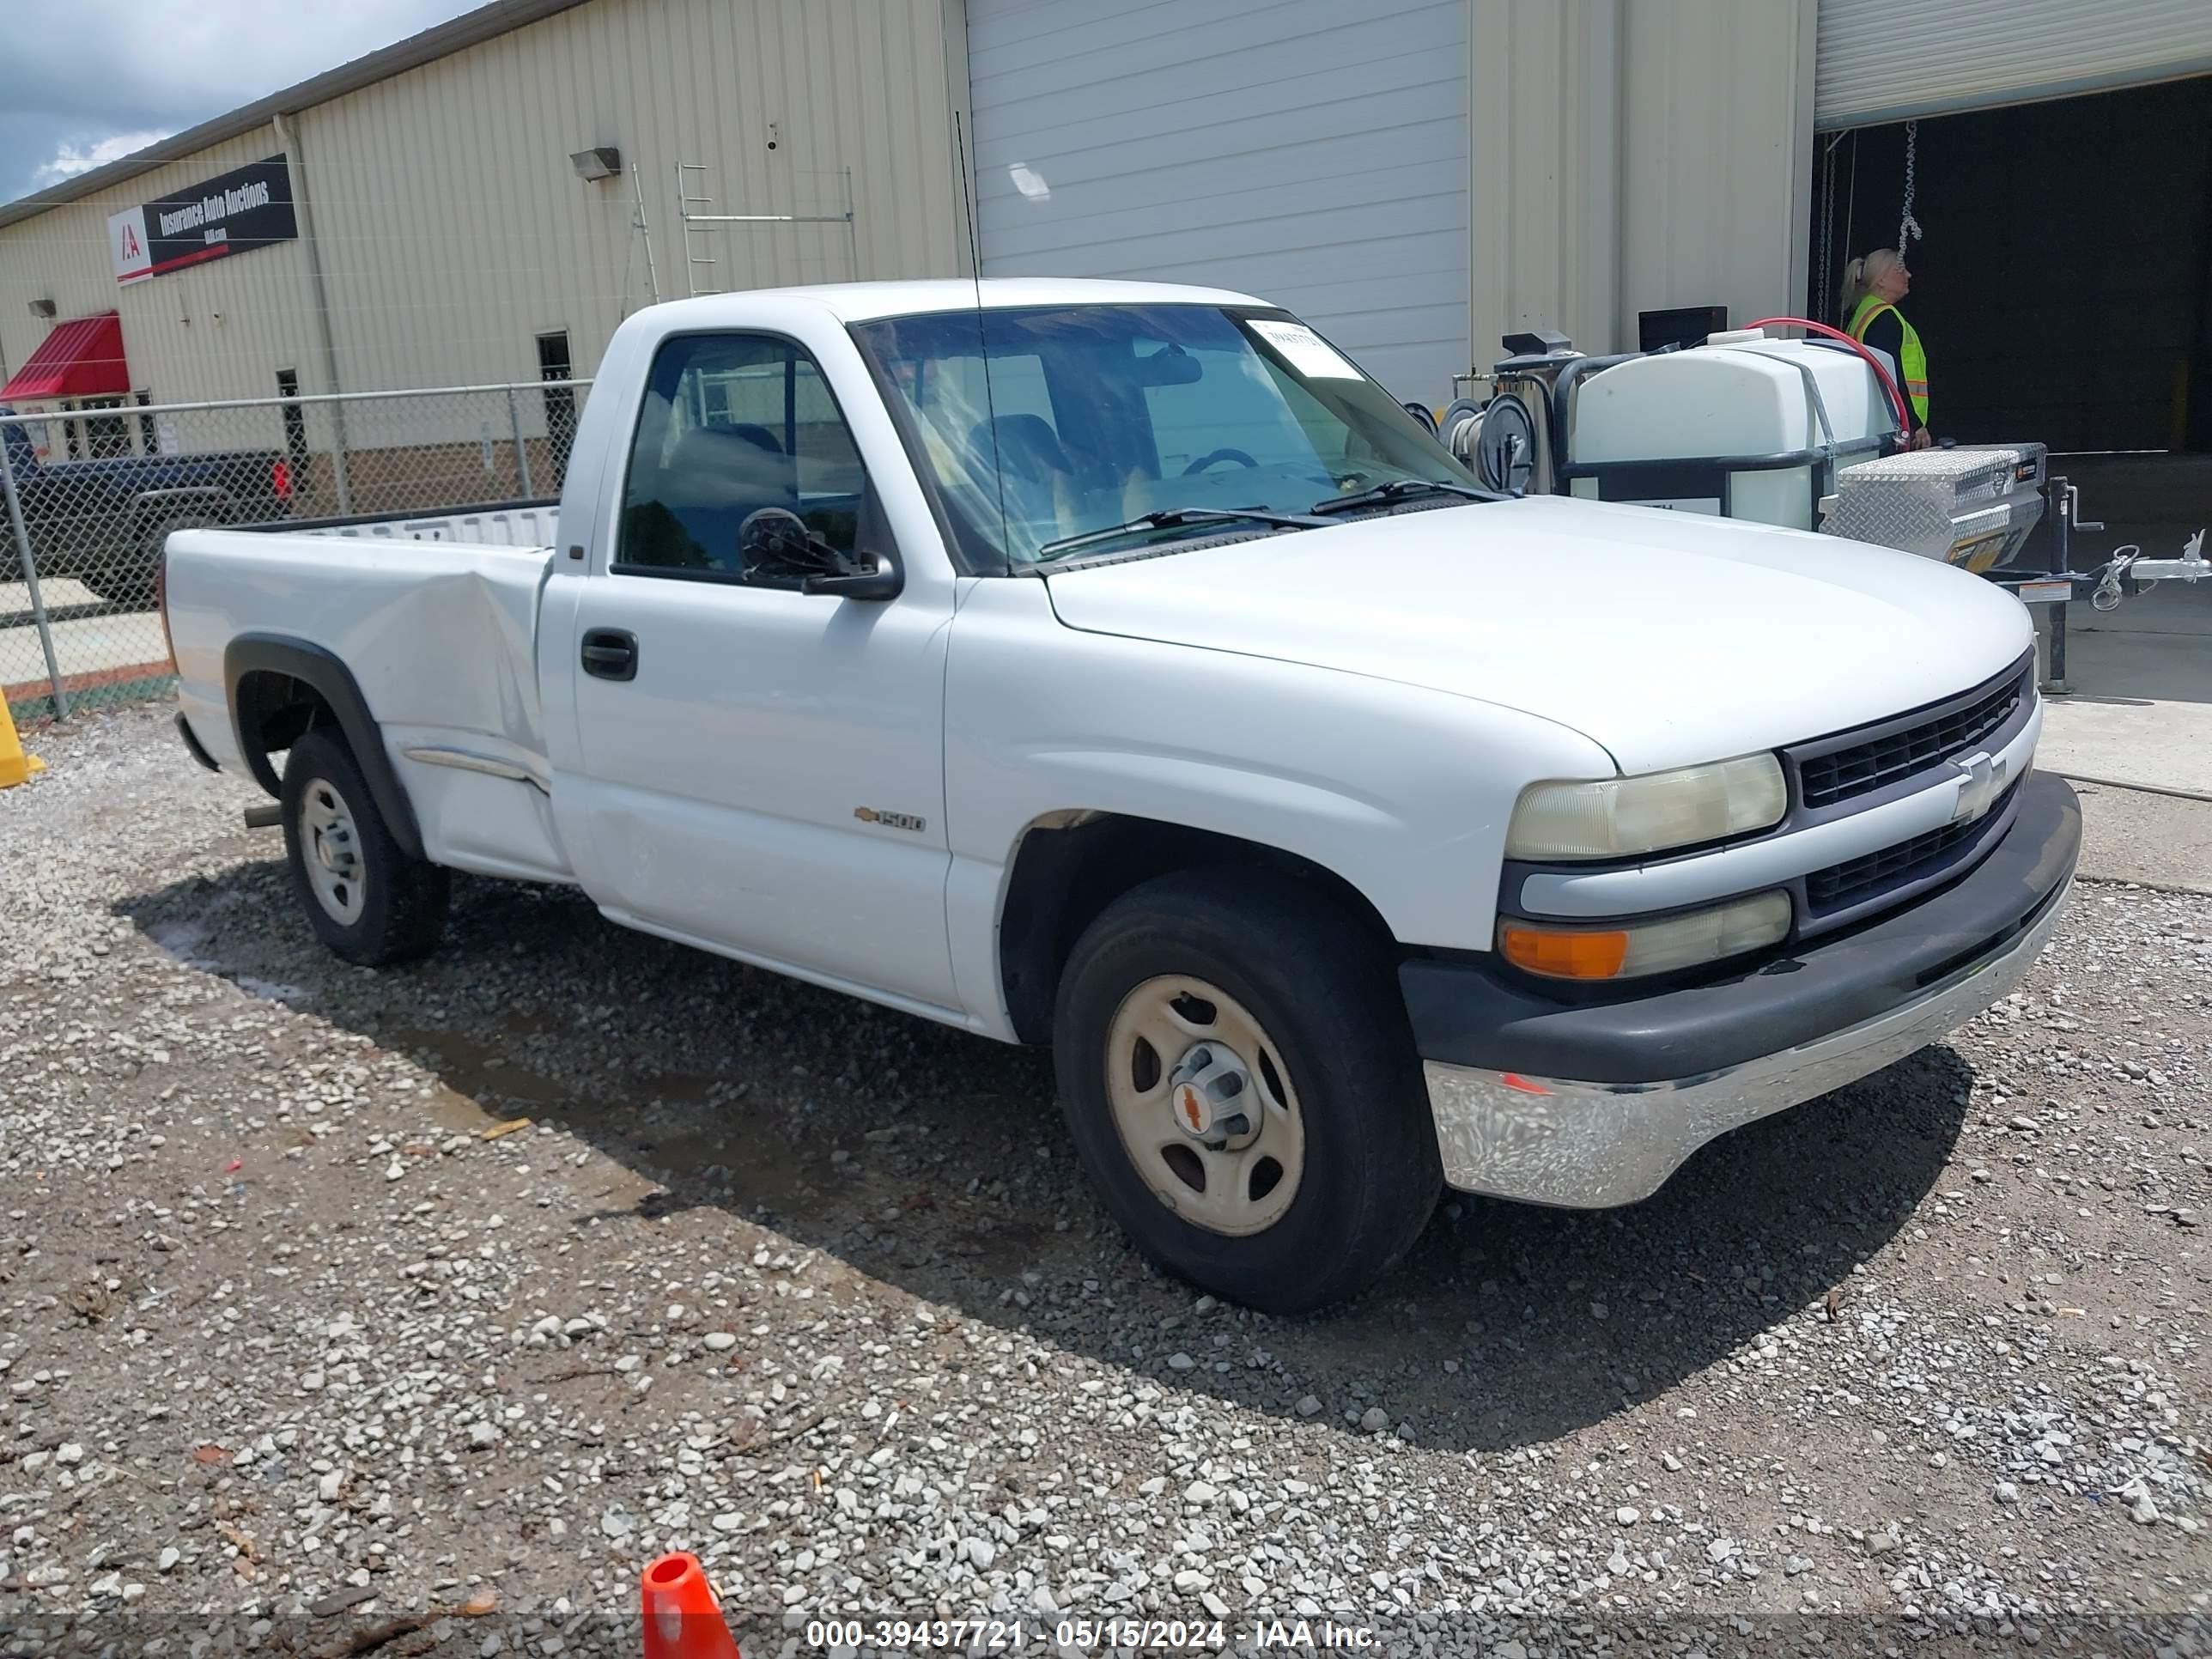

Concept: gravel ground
[[2, 702, 2207, 1658]]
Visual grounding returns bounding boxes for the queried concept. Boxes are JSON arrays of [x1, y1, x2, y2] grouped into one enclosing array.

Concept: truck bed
[[166, 504, 572, 883], [287, 503, 561, 549]]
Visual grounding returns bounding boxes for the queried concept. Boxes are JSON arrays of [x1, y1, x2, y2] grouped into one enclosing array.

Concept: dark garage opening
[[1808, 77, 2212, 703], [1809, 76, 2212, 458]]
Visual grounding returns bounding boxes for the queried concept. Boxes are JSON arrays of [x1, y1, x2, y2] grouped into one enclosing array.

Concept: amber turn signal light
[[1498, 922, 1630, 980], [1498, 891, 1792, 981]]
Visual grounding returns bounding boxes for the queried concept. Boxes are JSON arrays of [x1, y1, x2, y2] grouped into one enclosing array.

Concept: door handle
[[580, 628, 637, 682]]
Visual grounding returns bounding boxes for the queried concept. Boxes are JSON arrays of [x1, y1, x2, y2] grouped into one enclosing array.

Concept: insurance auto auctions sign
[[106, 155, 298, 285]]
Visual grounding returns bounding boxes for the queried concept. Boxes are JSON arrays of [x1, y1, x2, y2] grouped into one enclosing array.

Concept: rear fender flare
[[222, 633, 423, 860], [131, 487, 234, 539]]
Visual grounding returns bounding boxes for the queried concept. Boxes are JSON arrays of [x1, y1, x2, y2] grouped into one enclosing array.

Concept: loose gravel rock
[[1, 703, 2207, 1656]]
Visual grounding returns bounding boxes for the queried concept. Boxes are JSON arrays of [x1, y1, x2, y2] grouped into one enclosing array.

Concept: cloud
[[31, 131, 174, 190], [3, 0, 479, 201]]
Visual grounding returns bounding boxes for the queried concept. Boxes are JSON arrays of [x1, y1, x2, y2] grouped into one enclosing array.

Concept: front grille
[[1798, 668, 2027, 809], [1804, 787, 2014, 913]]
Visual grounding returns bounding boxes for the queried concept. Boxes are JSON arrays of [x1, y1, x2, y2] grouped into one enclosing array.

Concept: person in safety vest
[[1841, 247, 1932, 450]]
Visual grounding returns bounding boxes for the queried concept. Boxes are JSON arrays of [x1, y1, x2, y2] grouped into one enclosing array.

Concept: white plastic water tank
[[1565, 339, 1890, 531]]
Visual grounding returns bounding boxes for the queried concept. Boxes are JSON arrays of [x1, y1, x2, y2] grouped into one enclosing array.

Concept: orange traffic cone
[[640, 1553, 741, 1659], [0, 694, 42, 789]]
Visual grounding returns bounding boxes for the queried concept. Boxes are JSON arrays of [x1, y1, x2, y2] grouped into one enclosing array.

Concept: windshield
[[848, 304, 1477, 568]]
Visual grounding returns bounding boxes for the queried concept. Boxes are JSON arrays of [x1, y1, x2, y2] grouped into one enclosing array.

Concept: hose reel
[[1446, 394, 1536, 496]]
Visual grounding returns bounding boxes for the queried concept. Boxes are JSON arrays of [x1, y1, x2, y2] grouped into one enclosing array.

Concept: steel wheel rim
[[1103, 974, 1306, 1237], [299, 777, 366, 926]]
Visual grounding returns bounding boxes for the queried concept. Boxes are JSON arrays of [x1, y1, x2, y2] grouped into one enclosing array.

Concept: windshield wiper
[[1310, 477, 1503, 515], [1036, 506, 1329, 561]]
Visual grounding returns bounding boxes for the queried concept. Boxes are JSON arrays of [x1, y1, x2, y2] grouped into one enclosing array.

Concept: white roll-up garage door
[[1817, 0, 2212, 129], [963, 0, 1469, 398]]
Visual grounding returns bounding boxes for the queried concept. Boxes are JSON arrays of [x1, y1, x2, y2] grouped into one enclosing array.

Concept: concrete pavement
[[2069, 781, 2212, 896], [3, 579, 172, 712], [2033, 548, 2209, 795], [2030, 552, 2211, 891]]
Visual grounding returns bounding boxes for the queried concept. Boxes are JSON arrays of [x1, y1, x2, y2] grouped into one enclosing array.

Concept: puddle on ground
[[386, 1026, 818, 1212], [631, 1125, 813, 1210], [144, 911, 311, 1003], [392, 1026, 585, 1100], [388, 1026, 577, 1131], [647, 1071, 719, 1102]]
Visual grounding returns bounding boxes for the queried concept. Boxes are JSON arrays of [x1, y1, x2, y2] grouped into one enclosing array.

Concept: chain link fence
[[2, 378, 589, 720]]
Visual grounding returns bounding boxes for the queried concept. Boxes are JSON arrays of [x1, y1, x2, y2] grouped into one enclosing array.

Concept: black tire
[[280, 727, 449, 967], [1053, 868, 1442, 1315], [87, 513, 214, 609], [82, 559, 158, 610]]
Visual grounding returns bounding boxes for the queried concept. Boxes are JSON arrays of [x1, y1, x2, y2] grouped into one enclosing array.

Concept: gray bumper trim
[[1423, 876, 2071, 1208]]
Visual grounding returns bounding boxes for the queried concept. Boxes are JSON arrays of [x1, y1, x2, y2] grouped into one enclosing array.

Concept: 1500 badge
[[854, 806, 927, 833]]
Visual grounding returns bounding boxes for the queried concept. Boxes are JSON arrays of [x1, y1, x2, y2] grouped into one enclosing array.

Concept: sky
[[2, 0, 483, 205]]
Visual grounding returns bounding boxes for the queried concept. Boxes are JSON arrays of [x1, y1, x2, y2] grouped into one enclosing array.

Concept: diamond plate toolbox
[[1824, 444, 2046, 572]]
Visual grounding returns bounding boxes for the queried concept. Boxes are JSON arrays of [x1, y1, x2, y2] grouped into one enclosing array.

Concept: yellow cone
[[0, 694, 44, 788]]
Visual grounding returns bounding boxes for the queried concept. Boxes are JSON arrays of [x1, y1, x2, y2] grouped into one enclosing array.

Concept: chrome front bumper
[[1422, 872, 2071, 1208]]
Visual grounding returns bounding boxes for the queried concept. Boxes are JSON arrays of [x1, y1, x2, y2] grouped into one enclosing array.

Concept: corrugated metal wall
[[302, 0, 965, 394], [1468, 0, 1815, 368], [0, 0, 964, 410], [1468, 1, 1621, 369], [1618, 0, 1816, 350], [963, 0, 1472, 401], [3, 0, 1825, 422], [1817, 0, 2212, 129]]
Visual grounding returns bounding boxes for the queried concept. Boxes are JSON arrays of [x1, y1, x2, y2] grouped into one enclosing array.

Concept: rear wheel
[[1053, 869, 1441, 1314], [88, 512, 216, 609], [280, 729, 449, 966]]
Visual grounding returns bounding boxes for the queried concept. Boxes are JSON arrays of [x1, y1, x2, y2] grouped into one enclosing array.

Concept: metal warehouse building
[[4, 0, 2212, 424], [3, 0, 2209, 472], [0, 0, 966, 448]]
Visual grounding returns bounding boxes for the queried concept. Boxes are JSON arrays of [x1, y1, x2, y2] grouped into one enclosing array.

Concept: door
[[275, 370, 309, 507], [76, 398, 131, 459], [1816, 0, 2212, 127], [536, 331, 576, 489], [963, 0, 1470, 401], [561, 330, 958, 1009]]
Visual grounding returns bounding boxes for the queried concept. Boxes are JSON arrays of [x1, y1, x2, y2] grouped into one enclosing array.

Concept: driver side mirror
[[737, 507, 902, 600]]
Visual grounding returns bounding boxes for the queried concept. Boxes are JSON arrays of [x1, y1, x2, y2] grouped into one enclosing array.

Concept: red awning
[[1, 312, 130, 402]]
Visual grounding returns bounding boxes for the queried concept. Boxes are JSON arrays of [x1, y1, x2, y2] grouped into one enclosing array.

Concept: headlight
[[1505, 754, 1787, 861], [1499, 890, 1792, 981]]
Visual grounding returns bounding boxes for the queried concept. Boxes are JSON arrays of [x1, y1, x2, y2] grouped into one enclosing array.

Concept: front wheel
[[280, 729, 449, 966], [1053, 870, 1442, 1314]]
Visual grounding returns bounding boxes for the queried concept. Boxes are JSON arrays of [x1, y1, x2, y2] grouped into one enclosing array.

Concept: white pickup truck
[[164, 278, 2080, 1313]]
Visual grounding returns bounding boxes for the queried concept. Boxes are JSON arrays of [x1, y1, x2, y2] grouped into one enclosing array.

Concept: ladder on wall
[[675, 162, 858, 297]]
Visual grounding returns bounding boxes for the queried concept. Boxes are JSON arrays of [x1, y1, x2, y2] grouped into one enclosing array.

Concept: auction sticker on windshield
[[1248, 319, 1361, 380]]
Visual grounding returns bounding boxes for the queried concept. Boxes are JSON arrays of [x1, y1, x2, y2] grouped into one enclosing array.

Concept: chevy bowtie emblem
[[853, 805, 927, 833], [1177, 1084, 1209, 1135], [1949, 750, 2008, 824]]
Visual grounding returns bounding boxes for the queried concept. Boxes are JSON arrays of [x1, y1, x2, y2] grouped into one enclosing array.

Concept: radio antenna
[[955, 109, 1011, 572]]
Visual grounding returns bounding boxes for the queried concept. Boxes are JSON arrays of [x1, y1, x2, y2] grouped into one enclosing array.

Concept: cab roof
[[644, 277, 1274, 325]]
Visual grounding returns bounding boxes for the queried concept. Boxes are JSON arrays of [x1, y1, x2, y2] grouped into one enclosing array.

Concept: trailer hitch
[[1988, 477, 2204, 691], [2089, 528, 2208, 612]]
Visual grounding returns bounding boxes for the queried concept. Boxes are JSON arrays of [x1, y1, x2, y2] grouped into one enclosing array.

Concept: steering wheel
[[1181, 447, 1259, 477]]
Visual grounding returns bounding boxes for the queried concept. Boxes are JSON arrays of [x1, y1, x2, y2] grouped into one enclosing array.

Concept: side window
[[617, 332, 868, 575]]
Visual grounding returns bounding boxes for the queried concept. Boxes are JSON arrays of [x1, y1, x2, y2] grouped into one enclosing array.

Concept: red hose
[[1745, 316, 1910, 435]]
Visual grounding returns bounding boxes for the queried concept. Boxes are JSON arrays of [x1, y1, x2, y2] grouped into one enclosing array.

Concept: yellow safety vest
[[1847, 296, 1929, 425]]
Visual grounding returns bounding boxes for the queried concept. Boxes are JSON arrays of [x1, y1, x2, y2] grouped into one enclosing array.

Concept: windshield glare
[[849, 304, 1475, 567]]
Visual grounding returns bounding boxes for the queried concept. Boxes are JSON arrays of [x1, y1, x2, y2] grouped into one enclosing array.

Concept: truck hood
[[1042, 495, 2033, 775]]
